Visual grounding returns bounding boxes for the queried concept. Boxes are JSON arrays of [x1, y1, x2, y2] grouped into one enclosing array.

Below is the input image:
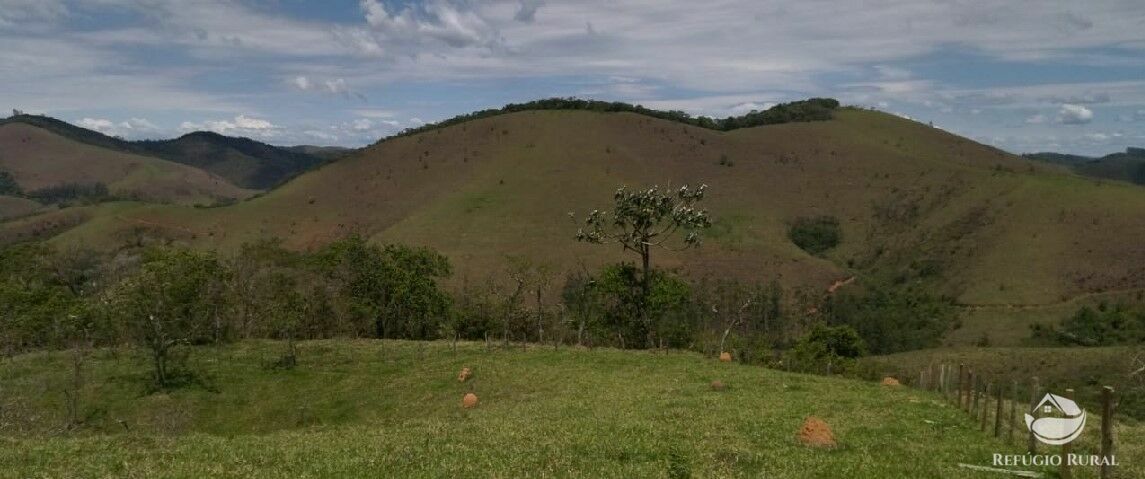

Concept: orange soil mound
[[458, 367, 472, 382], [881, 377, 901, 386], [718, 352, 732, 362], [798, 416, 837, 448], [710, 380, 726, 391], [462, 393, 479, 409]]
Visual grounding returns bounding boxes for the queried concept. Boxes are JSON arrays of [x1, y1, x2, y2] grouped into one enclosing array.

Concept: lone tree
[[575, 184, 712, 347], [108, 247, 224, 389]]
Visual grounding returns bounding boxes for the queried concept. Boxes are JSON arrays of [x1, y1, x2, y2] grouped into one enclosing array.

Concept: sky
[[2, 0, 1144, 155]]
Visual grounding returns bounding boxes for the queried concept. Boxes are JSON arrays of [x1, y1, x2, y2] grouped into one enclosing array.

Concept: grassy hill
[[0, 122, 253, 205], [0, 339, 1096, 478], [0, 115, 327, 190], [13, 107, 1145, 308]]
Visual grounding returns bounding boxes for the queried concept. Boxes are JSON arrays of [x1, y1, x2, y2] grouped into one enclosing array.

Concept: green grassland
[[0, 340, 1085, 478]]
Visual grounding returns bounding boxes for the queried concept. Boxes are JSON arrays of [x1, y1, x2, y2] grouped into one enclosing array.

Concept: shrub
[[822, 284, 956, 354], [1030, 302, 1145, 346], [788, 216, 842, 255], [0, 170, 20, 196]]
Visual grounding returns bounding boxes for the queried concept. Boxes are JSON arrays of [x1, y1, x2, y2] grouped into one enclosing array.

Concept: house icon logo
[[1024, 393, 1086, 445]]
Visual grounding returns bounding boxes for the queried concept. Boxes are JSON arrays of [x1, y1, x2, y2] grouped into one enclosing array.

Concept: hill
[[1025, 148, 1145, 186], [0, 122, 253, 206], [0, 339, 1074, 478], [285, 144, 354, 161], [6, 106, 1145, 307], [0, 115, 327, 189], [135, 132, 329, 189]]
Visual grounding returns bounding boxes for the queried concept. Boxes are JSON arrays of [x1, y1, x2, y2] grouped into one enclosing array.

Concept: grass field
[[0, 340, 1085, 478]]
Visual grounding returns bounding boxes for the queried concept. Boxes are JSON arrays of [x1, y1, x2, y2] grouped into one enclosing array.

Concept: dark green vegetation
[[787, 215, 841, 255], [0, 236, 956, 370], [0, 114, 327, 189], [24, 182, 111, 206], [285, 144, 354, 161], [1024, 147, 1145, 186], [134, 132, 329, 189], [0, 340, 1070, 478], [1030, 301, 1145, 347], [390, 97, 840, 140], [0, 170, 19, 196]]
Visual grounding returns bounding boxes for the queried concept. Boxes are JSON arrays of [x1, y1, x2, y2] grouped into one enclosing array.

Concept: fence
[[909, 363, 1117, 479]]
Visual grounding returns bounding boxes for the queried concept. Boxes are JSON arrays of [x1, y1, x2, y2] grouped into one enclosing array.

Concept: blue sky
[[2, 0, 1144, 155]]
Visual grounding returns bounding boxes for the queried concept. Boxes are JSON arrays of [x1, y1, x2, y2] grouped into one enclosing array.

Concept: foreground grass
[[1, 340, 1057, 477]]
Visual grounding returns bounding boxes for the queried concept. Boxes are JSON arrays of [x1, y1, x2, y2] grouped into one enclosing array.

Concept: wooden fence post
[[1101, 386, 1114, 479], [1028, 376, 1039, 454], [972, 373, 980, 417], [980, 382, 990, 432], [940, 364, 947, 398], [959, 364, 966, 410], [1009, 379, 1018, 443], [1061, 388, 1074, 479], [994, 382, 1003, 437]]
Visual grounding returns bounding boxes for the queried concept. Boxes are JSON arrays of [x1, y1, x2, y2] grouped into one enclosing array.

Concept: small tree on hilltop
[[574, 184, 711, 347]]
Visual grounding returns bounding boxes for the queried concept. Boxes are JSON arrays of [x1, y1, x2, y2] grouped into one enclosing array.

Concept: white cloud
[[729, 102, 775, 115], [291, 76, 311, 90], [77, 116, 160, 138], [1057, 103, 1094, 124], [0, 0, 67, 27], [1025, 114, 1047, 124], [289, 75, 364, 101], [180, 115, 277, 138], [352, 118, 373, 131], [358, 0, 501, 51]]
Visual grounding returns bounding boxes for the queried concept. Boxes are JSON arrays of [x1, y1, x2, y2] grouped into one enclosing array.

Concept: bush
[[822, 284, 956, 354], [560, 263, 693, 349], [26, 182, 111, 205], [787, 324, 866, 373], [788, 216, 841, 255], [0, 170, 20, 196], [1030, 302, 1145, 346]]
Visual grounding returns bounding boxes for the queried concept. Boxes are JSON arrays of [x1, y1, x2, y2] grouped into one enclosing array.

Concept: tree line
[[1, 182, 957, 389], [384, 97, 840, 143]]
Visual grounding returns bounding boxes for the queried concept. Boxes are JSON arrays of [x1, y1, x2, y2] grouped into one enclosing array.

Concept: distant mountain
[[1024, 147, 1145, 185], [0, 121, 252, 207], [134, 132, 329, 189], [1022, 152, 1093, 166], [286, 145, 355, 161], [0, 114, 329, 190]]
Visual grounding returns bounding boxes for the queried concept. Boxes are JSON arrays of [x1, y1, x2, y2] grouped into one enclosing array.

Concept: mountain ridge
[[5, 105, 1141, 309], [0, 114, 332, 189]]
